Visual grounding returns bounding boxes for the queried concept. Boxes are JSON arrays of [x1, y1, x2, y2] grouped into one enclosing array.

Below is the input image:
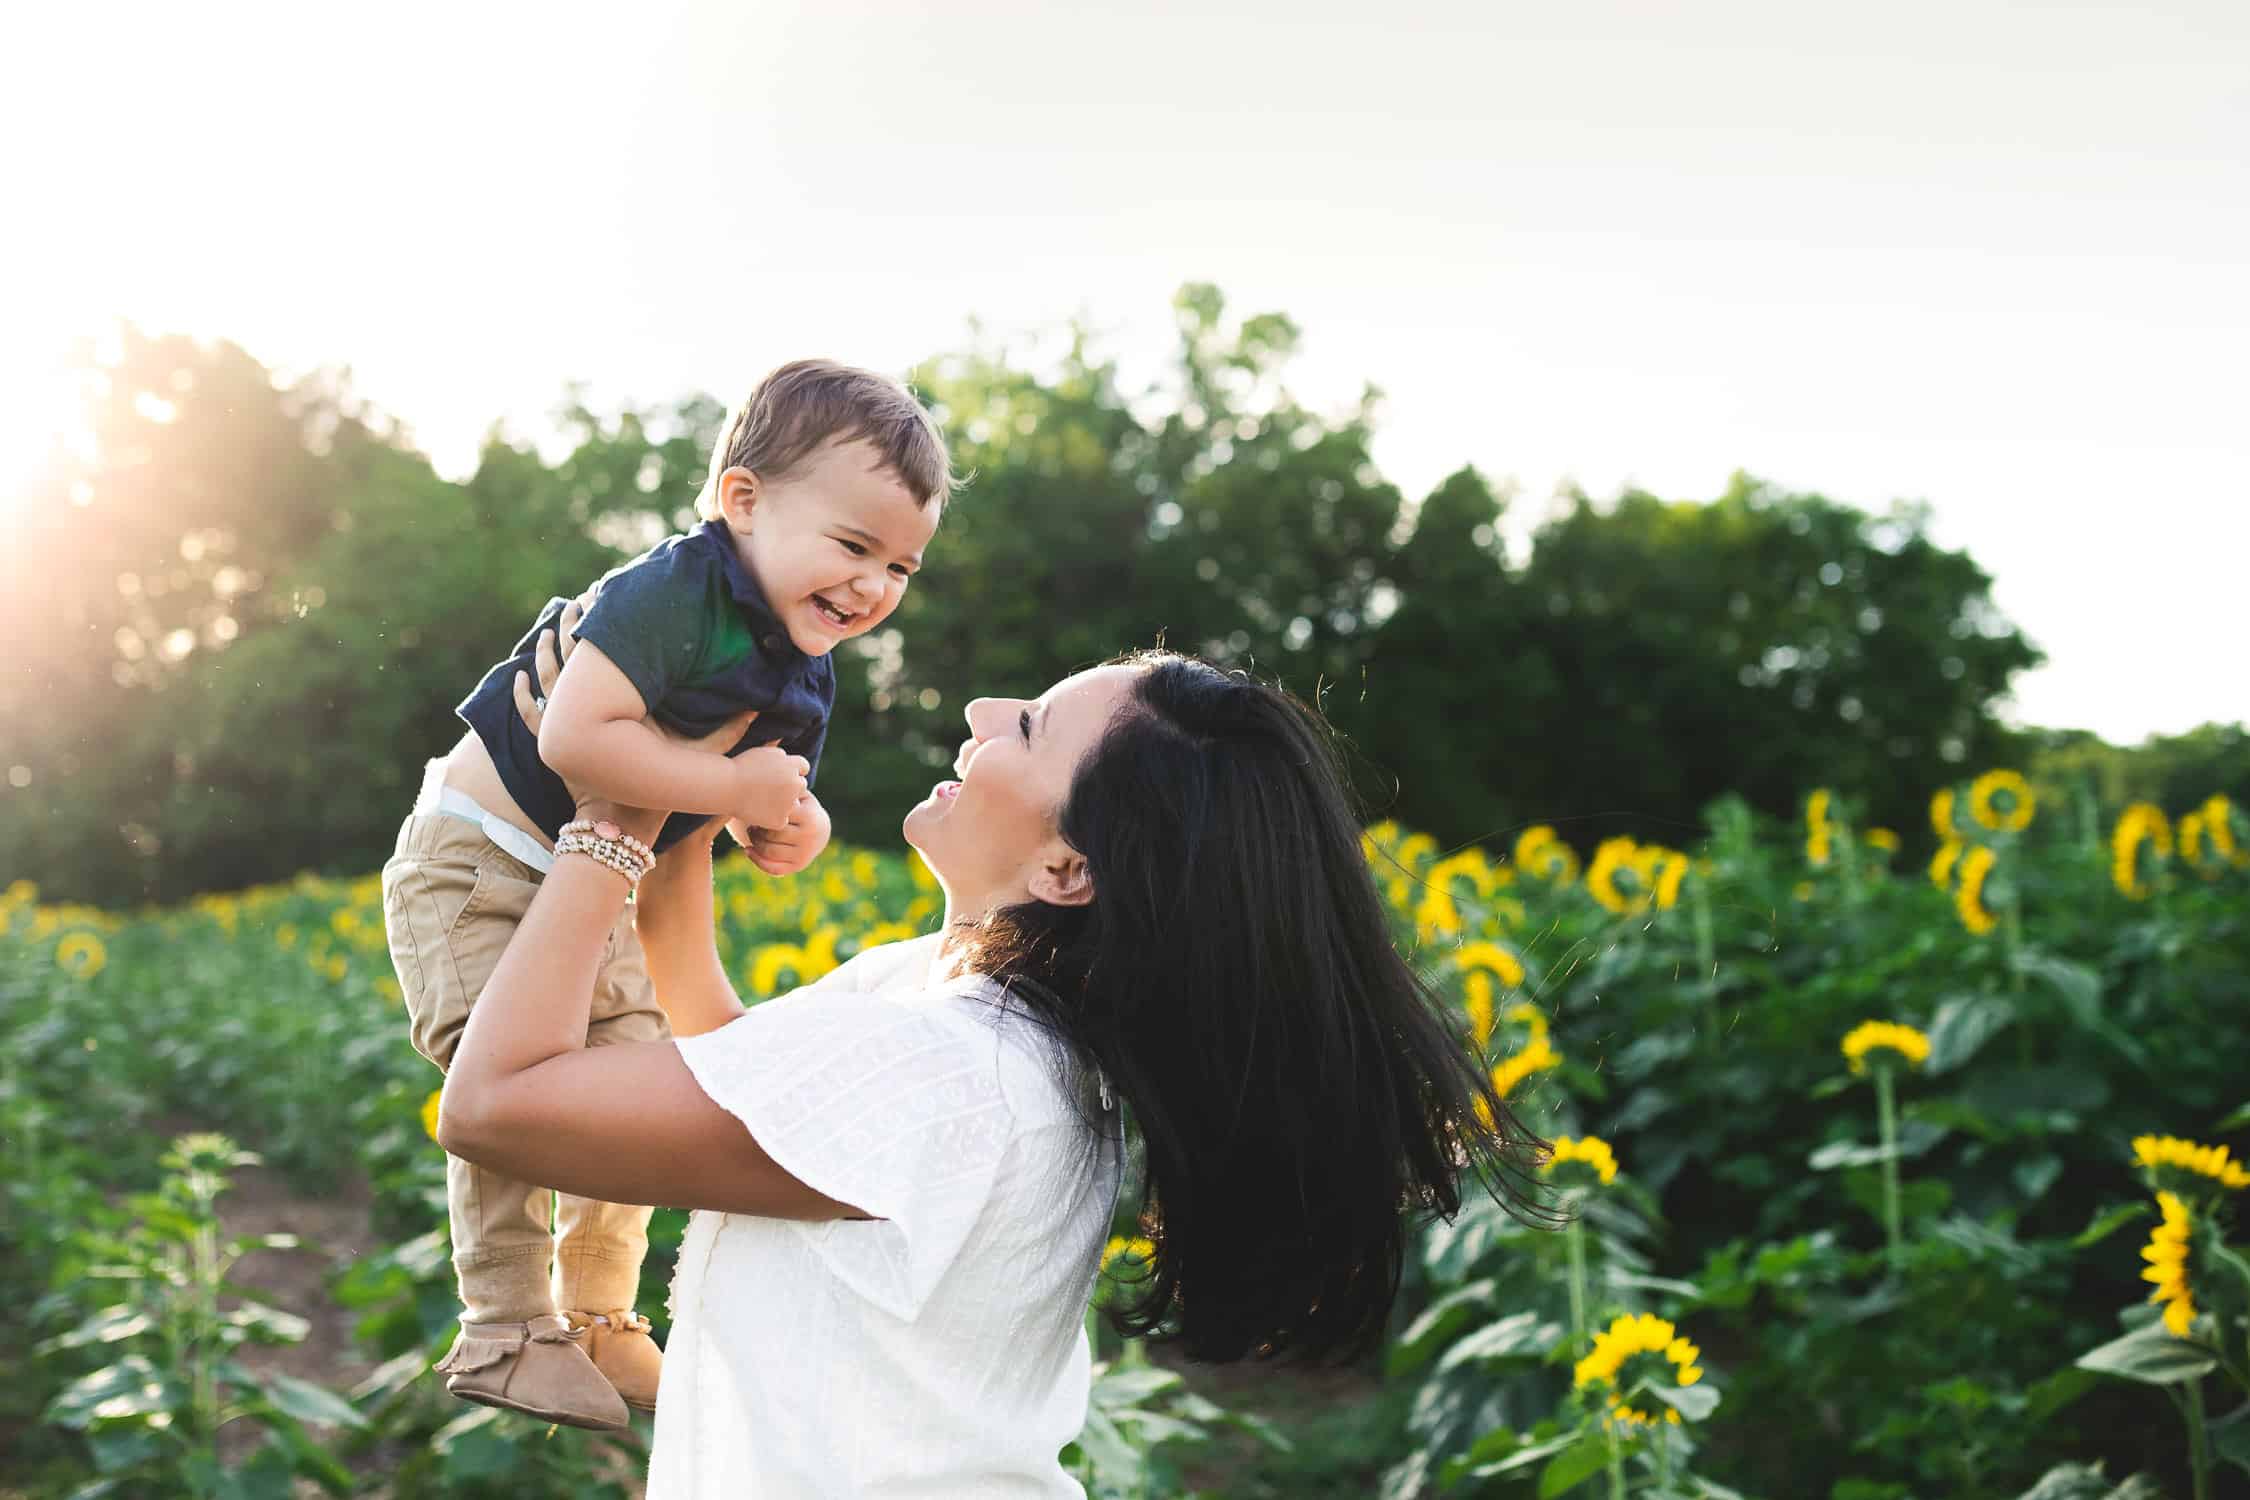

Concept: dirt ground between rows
[[209, 1154, 1381, 1498]]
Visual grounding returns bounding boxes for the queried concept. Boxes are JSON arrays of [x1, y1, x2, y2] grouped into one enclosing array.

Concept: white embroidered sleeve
[[672, 981, 1015, 1323]]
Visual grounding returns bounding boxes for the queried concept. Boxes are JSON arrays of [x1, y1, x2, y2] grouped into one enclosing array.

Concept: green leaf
[[1070, 1403, 1142, 1485], [2212, 1101, 2250, 1132], [1435, 1310, 1562, 1373], [45, 1357, 180, 1429], [2075, 1323, 2218, 1386], [1467, 1427, 1581, 1478], [2023, 1366, 2098, 1423], [35, 1304, 154, 1356], [1652, 1382, 1720, 1421], [2207, 1242, 2250, 1300], [2209, 1406, 2250, 1477], [256, 1373, 366, 1430], [1925, 994, 2014, 1075], [1808, 1074, 1857, 1100], [2072, 1202, 2151, 1248], [2012, 1153, 2063, 1201], [1387, 1277, 1497, 1375], [1538, 1431, 1617, 1498], [225, 1304, 311, 1344], [1809, 1119, 1948, 1171], [85, 1427, 163, 1475]]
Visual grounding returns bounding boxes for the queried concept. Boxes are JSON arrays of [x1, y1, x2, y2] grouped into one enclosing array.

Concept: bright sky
[[6, 0, 2243, 743]]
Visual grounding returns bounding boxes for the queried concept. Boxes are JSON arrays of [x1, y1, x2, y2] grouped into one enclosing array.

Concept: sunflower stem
[[1690, 874, 1716, 1051], [2185, 1374, 2210, 1500], [2004, 897, 2025, 997], [1567, 1216, 1590, 1356], [1607, 1427, 1627, 1500], [1875, 1066, 1903, 1272]]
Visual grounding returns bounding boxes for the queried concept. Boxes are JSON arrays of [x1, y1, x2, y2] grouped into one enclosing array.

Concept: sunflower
[[1491, 1035, 1560, 1099], [1648, 847, 1690, 910], [1515, 826, 1581, 885], [421, 1089, 443, 1142], [55, 932, 107, 980], [1574, 1312, 1704, 1427], [748, 928, 841, 994], [1543, 1134, 1620, 1188], [1501, 1001, 1550, 1045], [1101, 1235, 1157, 1272], [1930, 787, 1959, 840], [1457, 944, 1530, 1051], [1929, 840, 1962, 889], [2203, 793, 2246, 867], [1954, 844, 1999, 934], [1586, 837, 1644, 913], [2179, 811, 2212, 874], [1456, 940, 1527, 989], [1805, 790, 1835, 867], [1841, 1019, 1931, 1076], [2179, 799, 2245, 878], [1864, 828, 1900, 855], [1415, 882, 1462, 941], [2139, 1192, 2198, 1337], [2111, 803, 2173, 900], [1969, 769, 2035, 833], [2132, 1134, 2250, 1193], [1464, 972, 1497, 1049]]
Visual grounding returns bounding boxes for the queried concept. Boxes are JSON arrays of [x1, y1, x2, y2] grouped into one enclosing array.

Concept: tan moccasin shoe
[[568, 1308, 663, 1413], [435, 1312, 631, 1431]]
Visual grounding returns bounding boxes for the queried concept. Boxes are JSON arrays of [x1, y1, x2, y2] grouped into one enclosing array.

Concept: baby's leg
[[385, 819, 628, 1429], [553, 914, 671, 1410]]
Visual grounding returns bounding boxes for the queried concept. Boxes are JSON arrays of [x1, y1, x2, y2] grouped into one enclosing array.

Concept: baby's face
[[727, 439, 940, 657]]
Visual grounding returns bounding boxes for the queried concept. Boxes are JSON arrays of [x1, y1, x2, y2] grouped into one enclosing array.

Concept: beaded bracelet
[[561, 819, 655, 870], [554, 820, 657, 888]]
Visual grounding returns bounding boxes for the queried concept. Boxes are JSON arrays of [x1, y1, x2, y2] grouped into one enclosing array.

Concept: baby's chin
[[785, 596, 876, 655]]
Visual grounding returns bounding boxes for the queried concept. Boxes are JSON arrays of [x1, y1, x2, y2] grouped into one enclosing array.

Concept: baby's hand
[[736, 792, 832, 878], [733, 744, 811, 831]]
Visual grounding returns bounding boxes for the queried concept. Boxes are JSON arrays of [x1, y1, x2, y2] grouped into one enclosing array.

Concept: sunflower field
[[4, 777, 2247, 1499]]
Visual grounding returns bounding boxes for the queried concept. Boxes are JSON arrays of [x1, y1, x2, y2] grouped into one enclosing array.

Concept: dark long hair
[[953, 651, 1553, 1364]]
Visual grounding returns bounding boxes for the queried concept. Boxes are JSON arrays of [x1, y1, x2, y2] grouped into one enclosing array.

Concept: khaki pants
[[381, 812, 670, 1325]]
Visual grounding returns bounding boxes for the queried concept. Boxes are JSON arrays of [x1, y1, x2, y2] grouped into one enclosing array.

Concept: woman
[[438, 637, 1549, 1495]]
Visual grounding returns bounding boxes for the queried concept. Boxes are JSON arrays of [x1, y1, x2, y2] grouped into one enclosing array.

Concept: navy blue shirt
[[458, 521, 835, 853]]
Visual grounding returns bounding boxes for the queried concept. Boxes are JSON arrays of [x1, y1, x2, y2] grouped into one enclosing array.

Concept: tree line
[[5, 285, 2237, 905]]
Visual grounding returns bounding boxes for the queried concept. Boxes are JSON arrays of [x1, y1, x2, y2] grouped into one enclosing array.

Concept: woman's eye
[[1018, 708, 1032, 742]]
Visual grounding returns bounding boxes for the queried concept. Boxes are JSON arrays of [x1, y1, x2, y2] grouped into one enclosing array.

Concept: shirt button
[[761, 633, 782, 652]]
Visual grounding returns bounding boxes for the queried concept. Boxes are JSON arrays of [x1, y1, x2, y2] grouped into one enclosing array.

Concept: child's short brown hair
[[696, 359, 955, 521]]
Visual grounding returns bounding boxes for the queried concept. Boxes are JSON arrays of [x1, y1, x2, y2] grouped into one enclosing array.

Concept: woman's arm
[[434, 849, 858, 1218], [631, 823, 750, 1039]]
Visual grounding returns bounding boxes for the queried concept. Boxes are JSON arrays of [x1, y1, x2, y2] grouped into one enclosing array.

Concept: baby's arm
[[538, 640, 807, 828]]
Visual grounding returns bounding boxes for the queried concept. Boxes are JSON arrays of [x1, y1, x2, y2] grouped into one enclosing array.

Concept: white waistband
[[414, 761, 556, 874]]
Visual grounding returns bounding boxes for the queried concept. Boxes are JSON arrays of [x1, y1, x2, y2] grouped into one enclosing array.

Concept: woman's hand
[[512, 592, 753, 849]]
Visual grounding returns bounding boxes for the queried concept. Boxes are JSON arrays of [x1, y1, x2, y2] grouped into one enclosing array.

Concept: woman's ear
[[1028, 845, 1095, 908], [717, 466, 760, 530]]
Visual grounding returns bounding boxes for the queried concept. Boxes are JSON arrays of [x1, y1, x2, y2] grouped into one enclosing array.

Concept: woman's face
[[903, 663, 1143, 917]]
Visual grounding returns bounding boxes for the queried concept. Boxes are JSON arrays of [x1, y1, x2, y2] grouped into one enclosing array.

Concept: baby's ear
[[717, 466, 760, 527]]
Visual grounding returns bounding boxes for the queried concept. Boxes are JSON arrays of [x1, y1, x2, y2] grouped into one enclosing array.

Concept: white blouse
[[648, 935, 1123, 1498]]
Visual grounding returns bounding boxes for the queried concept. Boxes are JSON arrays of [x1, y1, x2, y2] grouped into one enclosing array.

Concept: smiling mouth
[[811, 594, 859, 628]]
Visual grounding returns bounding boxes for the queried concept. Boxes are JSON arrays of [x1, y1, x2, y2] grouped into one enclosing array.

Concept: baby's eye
[[889, 564, 911, 579], [838, 539, 868, 557]]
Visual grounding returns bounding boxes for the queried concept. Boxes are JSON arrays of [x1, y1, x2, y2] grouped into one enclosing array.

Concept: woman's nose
[[964, 698, 1009, 742]]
